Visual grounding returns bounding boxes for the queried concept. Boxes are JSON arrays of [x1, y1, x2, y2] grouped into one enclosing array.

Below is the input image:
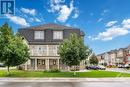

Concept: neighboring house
[[125, 45, 130, 64], [104, 52, 110, 66], [97, 45, 130, 66], [98, 52, 111, 66], [116, 48, 126, 65], [18, 23, 85, 70], [97, 53, 105, 65], [109, 50, 117, 66]]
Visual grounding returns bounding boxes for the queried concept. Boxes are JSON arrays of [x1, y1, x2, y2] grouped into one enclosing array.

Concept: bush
[[107, 65, 117, 68], [50, 69, 61, 72], [17, 66, 23, 70], [44, 69, 61, 73]]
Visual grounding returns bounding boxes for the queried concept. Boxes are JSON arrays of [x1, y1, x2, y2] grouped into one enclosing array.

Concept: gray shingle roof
[[20, 23, 79, 30], [18, 23, 84, 45]]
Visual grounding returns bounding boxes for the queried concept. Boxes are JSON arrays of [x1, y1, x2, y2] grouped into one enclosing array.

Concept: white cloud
[[101, 9, 109, 16], [122, 19, 130, 29], [57, 1, 74, 22], [88, 36, 92, 39], [21, 8, 36, 16], [29, 17, 41, 22], [98, 18, 103, 22], [18, 8, 43, 23], [48, 0, 65, 12], [6, 14, 30, 27], [106, 21, 118, 27], [72, 8, 79, 18], [35, 18, 41, 22], [48, 0, 78, 22], [94, 27, 129, 41], [90, 19, 130, 41]]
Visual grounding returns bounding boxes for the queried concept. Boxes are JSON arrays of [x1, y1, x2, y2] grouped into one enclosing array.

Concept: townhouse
[[125, 45, 130, 64], [97, 45, 130, 66], [18, 23, 85, 70]]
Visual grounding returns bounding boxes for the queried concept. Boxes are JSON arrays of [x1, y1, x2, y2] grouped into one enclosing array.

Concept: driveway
[[106, 68, 130, 73]]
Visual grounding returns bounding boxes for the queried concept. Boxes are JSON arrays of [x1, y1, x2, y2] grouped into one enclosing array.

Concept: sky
[[0, 0, 130, 54]]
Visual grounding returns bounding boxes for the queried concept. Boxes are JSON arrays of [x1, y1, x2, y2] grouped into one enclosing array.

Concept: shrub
[[43, 69, 61, 73]]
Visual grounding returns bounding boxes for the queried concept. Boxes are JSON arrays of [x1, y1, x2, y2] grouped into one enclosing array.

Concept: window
[[53, 31, 63, 39], [34, 31, 44, 39], [38, 59, 42, 65]]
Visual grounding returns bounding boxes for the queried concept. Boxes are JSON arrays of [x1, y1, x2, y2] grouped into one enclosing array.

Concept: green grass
[[0, 70, 130, 78]]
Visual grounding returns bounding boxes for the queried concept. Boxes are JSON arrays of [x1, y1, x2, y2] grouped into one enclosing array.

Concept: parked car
[[86, 65, 106, 70], [97, 65, 106, 70], [86, 66, 98, 70], [118, 65, 125, 68], [124, 64, 130, 69]]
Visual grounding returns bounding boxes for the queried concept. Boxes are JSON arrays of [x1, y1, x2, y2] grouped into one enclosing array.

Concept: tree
[[89, 54, 99, 65], [58, 33, 91, 75], [0, 23, 30, 74]]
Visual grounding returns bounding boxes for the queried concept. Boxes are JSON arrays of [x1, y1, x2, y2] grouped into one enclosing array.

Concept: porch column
[[35, 58, 37, 70], [57, 59, 59, 69], [46, 59, 49, 70]]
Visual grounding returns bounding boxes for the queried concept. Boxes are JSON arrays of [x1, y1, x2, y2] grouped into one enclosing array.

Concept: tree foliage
[[58, 33, 91, 68], [89, 54, 99, 65], [0, 23, 30, 73]]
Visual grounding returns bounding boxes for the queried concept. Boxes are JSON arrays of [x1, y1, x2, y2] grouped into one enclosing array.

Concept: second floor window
[[34, 31, 44, 39], [53, 31, 63, 40]]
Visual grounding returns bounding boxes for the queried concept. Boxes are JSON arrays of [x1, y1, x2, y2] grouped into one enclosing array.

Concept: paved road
[[0, 82, 130, 87], [1, 78, 130, 87]]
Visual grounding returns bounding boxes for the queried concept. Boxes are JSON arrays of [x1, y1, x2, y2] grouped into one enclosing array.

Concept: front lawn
[[0, 70, 130, 78]]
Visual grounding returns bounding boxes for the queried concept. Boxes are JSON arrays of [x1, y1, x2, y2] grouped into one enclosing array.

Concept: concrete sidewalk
[[0, 78, 130, 82], [106, 68, 130, 73]]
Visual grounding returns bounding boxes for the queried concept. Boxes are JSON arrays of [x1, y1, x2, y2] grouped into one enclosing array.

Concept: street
[[0, 78, 130, 87], [0, 81, 130, 87]]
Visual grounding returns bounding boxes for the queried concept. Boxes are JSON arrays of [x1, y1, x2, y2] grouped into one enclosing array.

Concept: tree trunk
[[7, 66, 10, 75], [68, 66, 70, 71], [73, 66, 76, 76]]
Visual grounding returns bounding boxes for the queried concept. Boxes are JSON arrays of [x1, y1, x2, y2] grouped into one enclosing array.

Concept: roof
[[19, 23, 79, 30], [18, 23, 84, 45]]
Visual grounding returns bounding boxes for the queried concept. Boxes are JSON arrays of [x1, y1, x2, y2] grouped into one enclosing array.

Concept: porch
[[24, 58, 68, 70]]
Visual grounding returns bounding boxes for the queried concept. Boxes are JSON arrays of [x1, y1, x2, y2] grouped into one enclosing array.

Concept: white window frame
[[53, 31, 63, 40], [34, 31, 44, 39]]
